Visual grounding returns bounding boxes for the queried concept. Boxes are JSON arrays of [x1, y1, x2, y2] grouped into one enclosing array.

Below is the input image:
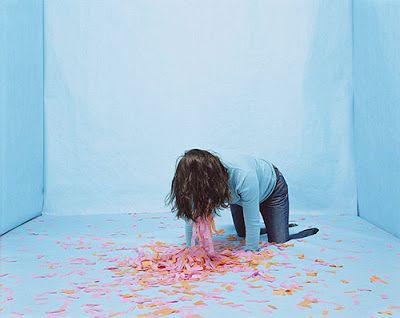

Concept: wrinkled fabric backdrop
[[43, 0, 356, 215], [1, 0, 399, 238]]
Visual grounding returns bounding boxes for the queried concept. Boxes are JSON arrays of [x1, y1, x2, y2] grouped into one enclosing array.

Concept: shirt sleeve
[[238, 171, 261, 251], [185, 218, 193, 247]]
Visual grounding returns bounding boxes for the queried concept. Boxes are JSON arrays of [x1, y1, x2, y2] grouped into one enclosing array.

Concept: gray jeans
[[230, 165, 319, 243]]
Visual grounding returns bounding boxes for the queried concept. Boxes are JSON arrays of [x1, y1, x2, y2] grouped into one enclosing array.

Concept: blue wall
[[353, 0, 400, 238], [43, 0, 356, 216], [0, 1, 44, 235], [2, 0, 399, 240]]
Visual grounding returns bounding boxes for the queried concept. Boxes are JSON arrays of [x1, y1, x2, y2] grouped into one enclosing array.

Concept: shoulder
[[228, 165, 259, 196]]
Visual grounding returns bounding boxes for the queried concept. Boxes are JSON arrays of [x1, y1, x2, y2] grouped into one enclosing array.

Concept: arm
[[239, 172, 261, 251], [185, 218, 193, 247]]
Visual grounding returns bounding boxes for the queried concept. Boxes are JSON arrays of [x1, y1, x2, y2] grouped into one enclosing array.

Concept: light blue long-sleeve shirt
[[185, 152, 277, 251]]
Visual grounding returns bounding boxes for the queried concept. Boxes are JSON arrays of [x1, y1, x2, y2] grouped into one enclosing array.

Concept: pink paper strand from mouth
[[191, 216, 215, 255]]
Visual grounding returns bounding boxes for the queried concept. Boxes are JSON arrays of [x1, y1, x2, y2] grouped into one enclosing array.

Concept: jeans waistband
[[272, 164, 280, 177]]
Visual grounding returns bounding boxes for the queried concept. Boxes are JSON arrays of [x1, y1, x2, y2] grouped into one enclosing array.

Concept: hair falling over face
[[165, 149, 232, 222]]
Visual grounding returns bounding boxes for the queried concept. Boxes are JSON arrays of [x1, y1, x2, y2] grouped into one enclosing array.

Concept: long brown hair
[[165, 149, 231, 222]]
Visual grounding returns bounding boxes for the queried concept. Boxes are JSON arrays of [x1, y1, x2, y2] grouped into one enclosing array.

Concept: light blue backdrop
[[2, 0, 399, 239], [43, 0, 356, 216], [353, 0, 400, 238], [0, 1, 44, 235]]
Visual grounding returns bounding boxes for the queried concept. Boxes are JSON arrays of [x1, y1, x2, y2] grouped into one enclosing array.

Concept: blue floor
[[1, 212, 399, 317]]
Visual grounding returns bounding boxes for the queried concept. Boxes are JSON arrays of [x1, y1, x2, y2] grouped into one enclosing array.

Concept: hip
[[260, 165, 288, 204]]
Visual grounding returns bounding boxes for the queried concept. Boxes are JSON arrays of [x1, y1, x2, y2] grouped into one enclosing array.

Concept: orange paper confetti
[[306, 271, 318, 277], [370, 275, 388, 284]]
